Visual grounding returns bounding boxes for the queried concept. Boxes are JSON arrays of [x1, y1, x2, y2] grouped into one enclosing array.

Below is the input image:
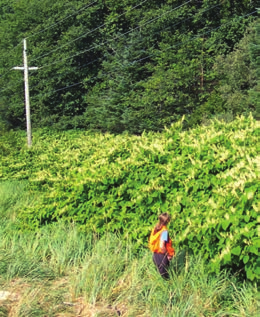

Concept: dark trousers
[[153, 252, 170, 280]]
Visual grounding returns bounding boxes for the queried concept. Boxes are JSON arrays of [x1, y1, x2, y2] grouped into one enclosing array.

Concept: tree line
[[0, 0, 259, 133]]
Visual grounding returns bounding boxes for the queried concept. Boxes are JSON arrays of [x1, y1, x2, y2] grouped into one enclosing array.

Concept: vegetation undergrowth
[[0, 116, 259, 282], [0, 164, 259, 316], [0, 188, 258, 317]]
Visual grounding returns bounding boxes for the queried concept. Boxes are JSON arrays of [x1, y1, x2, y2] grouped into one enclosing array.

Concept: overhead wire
[[0, 40, 23, 79], [0, 1, 97, 78], [4, 40, 23, 57], [35, 0, 193, 69], [30, 10, 257, 102], [0, 0, 216, 89], [131, 10, 258, 65], [1, 3, 257, 99], [9, 6, 256, 99], [53, 2, 221, 70], [0, 68, 17, 81], [0, 80, 24, 94], [26, 2, 220, 93], [29, 0, 149, 63], [1, 0, 149, 92], [26, 0, 98, 39], [0, 1, 97, 85]]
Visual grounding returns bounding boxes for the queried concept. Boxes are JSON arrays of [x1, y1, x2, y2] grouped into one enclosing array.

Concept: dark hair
[[153, 213, 171, 234]]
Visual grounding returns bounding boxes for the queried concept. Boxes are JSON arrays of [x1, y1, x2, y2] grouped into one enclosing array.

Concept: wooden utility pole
[[13, 38, 38, 147]]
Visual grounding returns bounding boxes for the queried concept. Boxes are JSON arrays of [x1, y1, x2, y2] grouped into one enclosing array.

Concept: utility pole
[[13, 38, 38, 147]]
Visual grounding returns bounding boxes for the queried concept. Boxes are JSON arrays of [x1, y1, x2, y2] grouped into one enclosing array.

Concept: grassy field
[[0, 181, 259, 317]]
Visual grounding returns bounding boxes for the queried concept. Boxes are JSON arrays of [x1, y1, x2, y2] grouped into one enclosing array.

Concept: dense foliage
[[0, 0, 259, 132], [0, 116, 259, 282], [249, 16, 260, 119], [0, 192, 258, 316]]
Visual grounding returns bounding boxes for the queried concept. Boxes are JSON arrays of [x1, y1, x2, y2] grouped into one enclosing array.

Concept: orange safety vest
[[148, 226, 175, 257]]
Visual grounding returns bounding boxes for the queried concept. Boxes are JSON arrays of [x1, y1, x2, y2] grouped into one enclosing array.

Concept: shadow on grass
[[171, 249, 188, 274]]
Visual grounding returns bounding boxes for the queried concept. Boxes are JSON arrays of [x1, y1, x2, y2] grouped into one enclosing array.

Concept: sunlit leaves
[[0, 115, 259, 281]]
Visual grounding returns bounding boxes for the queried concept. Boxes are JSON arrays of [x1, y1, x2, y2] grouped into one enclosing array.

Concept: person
[[148, 213, 175, 279]]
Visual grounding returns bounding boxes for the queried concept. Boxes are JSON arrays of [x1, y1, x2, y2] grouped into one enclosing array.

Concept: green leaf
[[231, 246, 241, 256], [243, 255, 249, 264], [254, 266, 260, 276], [223, 252, 231, 263], [244, 215, 250, 223], [222, 220, 230, 231], [252, 238, 260, 248], [246, 268, 255, 281], [248, 245, 258, 255]]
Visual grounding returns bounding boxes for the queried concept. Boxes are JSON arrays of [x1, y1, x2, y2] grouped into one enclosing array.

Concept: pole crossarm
[[12, 38, 38, 147], [13, 66, 38, 70]]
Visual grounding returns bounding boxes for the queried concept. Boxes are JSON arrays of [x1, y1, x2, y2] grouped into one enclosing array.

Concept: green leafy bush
[[0, 115, 259, 281]]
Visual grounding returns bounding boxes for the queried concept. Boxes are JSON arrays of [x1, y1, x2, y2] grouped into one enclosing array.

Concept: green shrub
[[0, 115, 259, 281]]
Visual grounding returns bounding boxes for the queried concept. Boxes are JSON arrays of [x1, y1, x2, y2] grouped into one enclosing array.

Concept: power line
[[53, 2, 221, 69], [0, 78, 24, 94], [0, 68, 15, 80], [0, 0, 94, 83], [0, 36, 26, 81], [0, 1, 97, 79], [0, 64, 24, 82], [29, 0, 149, 63], [24, 2, 221, 93], [30, 10, 257, 102], [0, 39, 23, 65], [130, 10, 258, 65], [0, 1, 216, 88], [36, 0, 194, 69], [0, 40, 23, 65], [0, 1, 97, 77], [0, 1, 95, 81], [2, 7, 256, 99], [26, 1, 98, 39], [14, 7, 258, 99], [29, 2, 220, 87]]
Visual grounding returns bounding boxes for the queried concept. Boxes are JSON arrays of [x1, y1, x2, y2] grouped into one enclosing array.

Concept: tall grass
[[0, 181, 258, 316]]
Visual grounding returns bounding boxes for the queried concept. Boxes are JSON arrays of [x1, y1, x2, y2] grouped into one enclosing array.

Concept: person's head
[[154, 212, 171, 234]]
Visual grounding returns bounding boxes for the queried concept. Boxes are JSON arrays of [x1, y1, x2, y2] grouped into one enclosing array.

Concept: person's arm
[[159, 238, 167, 254], [160, 231, 168, 254], [160, 230, 173, 260], [167, 254, 173, 261]]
